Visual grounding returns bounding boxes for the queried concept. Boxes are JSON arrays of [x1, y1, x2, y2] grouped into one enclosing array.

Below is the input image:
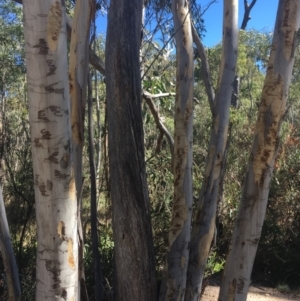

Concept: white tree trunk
[[0, 185, 21, 301], [185, 2, 238, 300], [22, 0, 78, 299], [68, 0, 92, 297], [219, 1, 300, 300], [159, 1, 194, 300]]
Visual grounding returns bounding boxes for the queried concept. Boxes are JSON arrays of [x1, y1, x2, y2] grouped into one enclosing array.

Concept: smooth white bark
[[0, 185, 21, 301], [68, 0, 92, 297], [23, 0, 78, 299], [219, 1, 300, 300], [185, 1, 238, 300], [159, 1, 194, 300]]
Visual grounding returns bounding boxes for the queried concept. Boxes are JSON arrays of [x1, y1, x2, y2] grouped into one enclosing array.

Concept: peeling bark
[[68, 0, 93, 298], [22, 0, 78, 299], [159, 1, 194, 300], [185, 1, 238, 300], [219, 1, 300, 300]]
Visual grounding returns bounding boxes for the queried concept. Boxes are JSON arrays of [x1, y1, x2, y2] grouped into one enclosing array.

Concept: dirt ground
[[202, 284, 300, 301]]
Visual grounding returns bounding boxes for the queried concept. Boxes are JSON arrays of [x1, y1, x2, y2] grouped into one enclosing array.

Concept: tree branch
[[142, 91, 174, 170], [200, 0, 218, 17], [241, 0, 258, 30], [191, 23, 215, 115]]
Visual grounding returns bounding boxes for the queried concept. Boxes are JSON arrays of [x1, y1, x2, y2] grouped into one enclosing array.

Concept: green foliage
[[2, 0, 300, 298], [205, 252, 225, 278]]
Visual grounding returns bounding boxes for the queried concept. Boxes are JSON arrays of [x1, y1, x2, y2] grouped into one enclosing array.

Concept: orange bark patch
[[69, 172, 76, 201], [57, 221, 65, 240], [68, 238, 75, 269], [181, 256, 186, 268], [47, 1, 62, 51]]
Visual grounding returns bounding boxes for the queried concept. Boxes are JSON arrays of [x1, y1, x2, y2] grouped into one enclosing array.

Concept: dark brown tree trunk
[[241, 0, 258, 30], [105, 1, 157, 300]]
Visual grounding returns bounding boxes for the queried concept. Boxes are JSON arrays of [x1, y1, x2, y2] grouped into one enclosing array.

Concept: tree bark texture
[[69, 0, 92, 195], [105, 1, 157, 300], [23, 0, 78, 299], [159, 1, 194, 300], [185, 1, 238, 300], [219, 1, 300, 300], [68, 0, 93, 296]]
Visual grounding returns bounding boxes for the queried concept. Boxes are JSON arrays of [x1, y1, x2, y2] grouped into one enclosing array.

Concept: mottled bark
[[185, 1, 238, 300], [23, 0, 78, 299], [105, 0, 157, 300], [69, 0, 92, 203], [68, 0, 93, 297], [231, 75, 240, 108], [219, 1, 300, 300], [159, 1, 194, 300]]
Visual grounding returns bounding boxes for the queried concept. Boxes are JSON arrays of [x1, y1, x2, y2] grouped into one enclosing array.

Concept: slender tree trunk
[[69, 0, 92, 194], [68, 0, 93, 298], [185, 1, 238, 300], [219, 1, 300, 300], [87, 72, 104, 300], [105, 0, 157, 300], [159, 1, 194, 300], [0, 185, 21, 301], [23, 0, 78, 299], [0, 80, 21, 301]]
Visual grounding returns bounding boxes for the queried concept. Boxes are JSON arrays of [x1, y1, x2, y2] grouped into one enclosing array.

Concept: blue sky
[[96, 0, 279, 47], [202, 0, 279, 46]]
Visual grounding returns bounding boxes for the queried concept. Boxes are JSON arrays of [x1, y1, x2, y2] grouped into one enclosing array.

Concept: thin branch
[[241, 0, 258, 30], [191, 23, 215, 115], [200, 0, 218, 17], [149, 92, 175, 98], [142, 91, 174, 170]]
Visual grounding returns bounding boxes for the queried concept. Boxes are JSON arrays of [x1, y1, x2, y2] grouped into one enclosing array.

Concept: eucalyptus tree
[[22, 0, 80, 299], [219, 0, 300, 300], [68, 0, 93, 297], [158, 1, 194, 300], [0, 185, 21, 301], [105, 0, 157, 300], [185, 1, 239, 300]]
